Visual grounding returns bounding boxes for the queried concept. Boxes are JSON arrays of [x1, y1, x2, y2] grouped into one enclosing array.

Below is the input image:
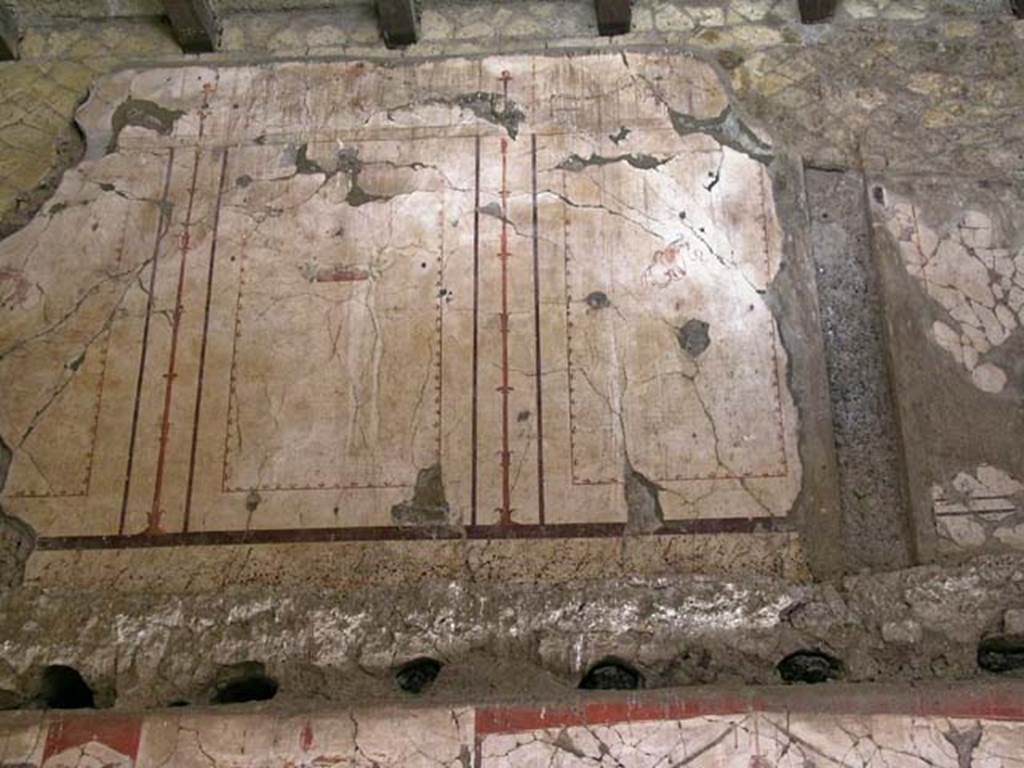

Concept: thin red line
[[149, 87, 215, 533], [494, 71, 516, 525], [570, 469, 790, 486], [118, 149, 175, 536], [148, 149, 201, 534], [562, 170, 578, 488]]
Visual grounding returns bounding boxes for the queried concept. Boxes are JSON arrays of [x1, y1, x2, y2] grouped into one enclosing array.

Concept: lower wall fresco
[[0, 684, 1022, 767]]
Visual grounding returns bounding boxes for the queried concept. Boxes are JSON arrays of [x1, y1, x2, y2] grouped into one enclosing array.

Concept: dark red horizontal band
[[36, 516, 789, 551], [476, 682, 1024, 735]]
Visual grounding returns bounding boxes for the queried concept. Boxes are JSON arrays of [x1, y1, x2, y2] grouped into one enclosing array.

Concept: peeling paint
[[107, 99, 184, 154], [556, 152, 669, 172], [669, 107, 773, 164]]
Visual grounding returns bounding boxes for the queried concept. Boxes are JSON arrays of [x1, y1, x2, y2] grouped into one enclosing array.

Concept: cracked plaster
[[0, 51, 835, 591], [0, 0, 1023, 734], [6, 697, 1023, 766]]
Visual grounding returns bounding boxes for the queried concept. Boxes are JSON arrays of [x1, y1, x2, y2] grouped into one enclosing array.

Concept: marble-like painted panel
[[876, 187, 1024, 395], [869, 177, 1024, 560], [1, 693, 1023, 767]]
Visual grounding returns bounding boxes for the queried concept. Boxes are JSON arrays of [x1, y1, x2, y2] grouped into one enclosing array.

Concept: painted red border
[[43, 715, 142, 762], [475, 684, 1024, 738]]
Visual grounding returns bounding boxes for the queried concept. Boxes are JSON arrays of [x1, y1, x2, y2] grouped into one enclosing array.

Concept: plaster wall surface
[[0, 0, 1023, 720], [1, 50, 838, 591]]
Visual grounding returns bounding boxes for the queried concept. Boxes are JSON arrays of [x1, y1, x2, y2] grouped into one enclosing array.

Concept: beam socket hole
[[210, 662, 278, 705], [38, 665, 95, 710], [978, 635, 1024, 674], [395, 657, 443, 695], [777, 650, 843, 684], [579, 658, 644, 690]]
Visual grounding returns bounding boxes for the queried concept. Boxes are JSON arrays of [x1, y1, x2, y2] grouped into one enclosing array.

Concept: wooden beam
[[798, 0, 838, 23], [377, 0, 418, 48], [0, 5, 18, 61], [163, 0, 221, 53], [595, 0, 631, 36]]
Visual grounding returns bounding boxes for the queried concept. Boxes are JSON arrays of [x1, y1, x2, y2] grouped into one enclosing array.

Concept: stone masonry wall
[[3, 1, 1022, 237]]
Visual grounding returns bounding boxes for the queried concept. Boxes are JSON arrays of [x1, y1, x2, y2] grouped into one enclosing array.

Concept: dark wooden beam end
[[1011, 0, 1023, 19], [798, 0, 838, 23], [595, 0, 631, 36], [163, 0, 221, 53], [377, 0, 418, 48], [0, 5, 18, 61]]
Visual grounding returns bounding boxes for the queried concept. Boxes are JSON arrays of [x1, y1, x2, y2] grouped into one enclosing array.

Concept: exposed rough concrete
[[0, 555, 1023, 709], [805, 169, 912, 571]]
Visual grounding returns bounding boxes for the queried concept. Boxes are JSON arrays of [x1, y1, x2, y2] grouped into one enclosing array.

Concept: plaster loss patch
[[878, 190, 1024, 394]]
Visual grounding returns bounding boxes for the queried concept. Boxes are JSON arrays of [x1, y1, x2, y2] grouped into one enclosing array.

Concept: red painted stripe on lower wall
[[43, 715, 143, 761], [474, 684, 1024, 736]]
